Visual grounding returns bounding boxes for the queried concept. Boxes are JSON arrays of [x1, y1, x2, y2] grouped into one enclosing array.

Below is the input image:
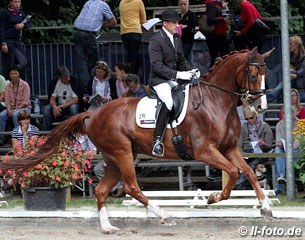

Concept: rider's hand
[[190, 68, 201, 79], [176, 71, 192, 80]]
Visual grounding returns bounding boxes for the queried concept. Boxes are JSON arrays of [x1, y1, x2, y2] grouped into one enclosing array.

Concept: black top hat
[[160, 9, 180, 21]]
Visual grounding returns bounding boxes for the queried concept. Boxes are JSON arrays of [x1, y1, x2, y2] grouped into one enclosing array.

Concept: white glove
[[190, 68, 201, 79], [176, 71, 192, 80]]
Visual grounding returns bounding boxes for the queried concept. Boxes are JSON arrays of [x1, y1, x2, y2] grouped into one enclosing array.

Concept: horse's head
[[238, 47, 275, 110]]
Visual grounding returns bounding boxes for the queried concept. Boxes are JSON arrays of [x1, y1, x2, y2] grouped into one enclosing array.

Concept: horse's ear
[[262, 47, 275, 60], [248, 47, 258, 58]]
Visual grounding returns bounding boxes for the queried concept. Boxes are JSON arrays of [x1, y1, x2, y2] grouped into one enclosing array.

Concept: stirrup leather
[[152, 140, 164, 157]]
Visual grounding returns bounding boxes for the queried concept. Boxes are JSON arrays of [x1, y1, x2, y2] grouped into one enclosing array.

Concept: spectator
[[237, 98, 264, 125], [266, 36, 305, 103], [0, 65, 31, 145], [236, 105, 273, 190], [123, 74, 150, 98], [205, 0, 231, 67], [274, 106, 300, 195], [42, 66, 83, 131], [290, 35, 305, 101], [114, 62, 130, 98], [178, 0, 197, 61], [148, 9, 195, 157], [83, 60, 112, 111], [278, 89, 305, 120], [93, 160, 124, 197], [234, 0, 267, 53], [0, 0, 32, 79], [0, 74, 7, 113], [11, 110, 39, 155], [72, 0, 117, 89], [119, 0, 146, 75]]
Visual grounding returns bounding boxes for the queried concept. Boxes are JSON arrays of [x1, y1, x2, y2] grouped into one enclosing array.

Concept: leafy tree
[[0, 0, 303, 43]]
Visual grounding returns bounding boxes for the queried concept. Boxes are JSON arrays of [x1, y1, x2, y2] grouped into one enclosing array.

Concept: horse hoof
[[207, 192, 220, 204], [260, 208, 273, 218], [161, 215, 176, 226], [102, 225, 121, 234]]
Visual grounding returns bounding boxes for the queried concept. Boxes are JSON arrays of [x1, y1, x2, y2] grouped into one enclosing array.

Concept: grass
[[2, 190, 305, 209]]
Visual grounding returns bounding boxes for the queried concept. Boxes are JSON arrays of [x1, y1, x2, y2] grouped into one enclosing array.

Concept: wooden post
[[222, 171, 229, 190], [66, 187, 71, 202]]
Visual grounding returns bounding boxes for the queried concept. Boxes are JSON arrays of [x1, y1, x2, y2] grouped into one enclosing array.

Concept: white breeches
[[153, 81, 178, 110]]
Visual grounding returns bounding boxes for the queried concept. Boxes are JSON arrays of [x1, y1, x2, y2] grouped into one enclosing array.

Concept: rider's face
[[163, 20, 179, 35]]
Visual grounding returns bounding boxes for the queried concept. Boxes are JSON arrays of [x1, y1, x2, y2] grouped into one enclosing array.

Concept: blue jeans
[[121, 33, 142, 75], [72, 30, 99, 89], [266, 81, 283, 102], [42, 104, 79, 131], [0, 107, 31, 142], [275, 146, 299, 191], [2, 40, 28, 78]]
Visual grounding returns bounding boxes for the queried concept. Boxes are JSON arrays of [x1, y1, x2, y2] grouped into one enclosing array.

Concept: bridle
[[190, 55, 268, 110], [240, 56, 268, 101]]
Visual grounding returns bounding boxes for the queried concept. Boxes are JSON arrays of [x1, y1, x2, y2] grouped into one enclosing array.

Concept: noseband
[[240, 58, 267, 101]]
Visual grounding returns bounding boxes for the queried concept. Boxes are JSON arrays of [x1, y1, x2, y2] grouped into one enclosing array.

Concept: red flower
[[22, 171, 28, 177], [52, 160, 58, 167], [64, 160, 70, 167], [88, 178, 93, 184], [35, 164, 42, 170], [72, 173, 79, 180], [55, 176, 61, 181], [61, 151, 68, 157], [74, 164, 81, 171]]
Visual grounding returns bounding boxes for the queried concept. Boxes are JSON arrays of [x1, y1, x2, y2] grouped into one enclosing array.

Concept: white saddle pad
[[135, 84, 190, 128]]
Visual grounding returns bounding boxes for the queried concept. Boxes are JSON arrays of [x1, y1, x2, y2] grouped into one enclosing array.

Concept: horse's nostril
[[250, 75, 257, 82]]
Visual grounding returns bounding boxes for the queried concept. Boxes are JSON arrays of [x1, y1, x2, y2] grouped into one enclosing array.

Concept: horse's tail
[[0, 111, 91, 169]]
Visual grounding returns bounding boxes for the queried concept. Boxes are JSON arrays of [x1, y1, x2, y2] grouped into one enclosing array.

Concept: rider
[[148, 9, 199, 157]]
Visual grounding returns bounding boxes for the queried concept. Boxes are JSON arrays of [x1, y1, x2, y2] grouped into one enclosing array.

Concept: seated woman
[[11, 110, 40, 155], [83, 61, 112, 111], [236, 106, 273, 190], [274, 106, 299, 195], [266, 36, 305, 103], [114, 62, 130, 98], [278, 88, 305, 120], [0, 65, 31, 145]]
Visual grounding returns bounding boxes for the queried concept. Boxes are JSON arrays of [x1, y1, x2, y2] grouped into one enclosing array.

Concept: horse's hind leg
[[227, 148, 272, 217], [95, 159, 122, 233], [113, 152, 175, 226]]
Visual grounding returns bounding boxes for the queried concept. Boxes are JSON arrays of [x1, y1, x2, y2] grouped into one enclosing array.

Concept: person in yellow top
[[119, 0, 146, 75]]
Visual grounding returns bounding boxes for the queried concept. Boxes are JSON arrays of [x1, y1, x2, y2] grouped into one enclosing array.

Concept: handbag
[[254, 18, 270, 34], [199, 14, 215, 36]]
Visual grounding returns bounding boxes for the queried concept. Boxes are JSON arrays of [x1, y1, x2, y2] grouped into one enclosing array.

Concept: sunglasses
[[96, 62, 108, 70], [245, 116, 255, 121], [63, 91, 67, 100]]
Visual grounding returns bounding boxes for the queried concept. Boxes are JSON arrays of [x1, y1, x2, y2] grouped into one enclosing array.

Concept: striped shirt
[[11, 124, 40, 147], [73, 0, 115, 32]]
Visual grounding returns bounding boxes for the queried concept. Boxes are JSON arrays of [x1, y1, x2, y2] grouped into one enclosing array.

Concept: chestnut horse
[[1, 48, 274, 233]]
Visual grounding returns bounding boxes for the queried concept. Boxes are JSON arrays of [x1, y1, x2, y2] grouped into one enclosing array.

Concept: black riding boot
[[152, 103, 170, 157]]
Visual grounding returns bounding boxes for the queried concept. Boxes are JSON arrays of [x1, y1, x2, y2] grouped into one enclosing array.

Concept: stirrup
[[152, 141, 164, 157]]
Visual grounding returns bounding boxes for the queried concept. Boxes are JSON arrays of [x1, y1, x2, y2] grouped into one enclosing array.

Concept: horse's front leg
[[195, 148, 240, 204], [227, 148, 273, 217]]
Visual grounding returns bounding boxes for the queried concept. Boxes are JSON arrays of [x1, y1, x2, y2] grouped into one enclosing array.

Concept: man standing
[[178, 0, 197, 61], [0, 0, 32, 79], [119, 0, 146, 75], [72, 0, 117, 89], [148, 9, 199, 157], [42, 66, 83, 131]]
